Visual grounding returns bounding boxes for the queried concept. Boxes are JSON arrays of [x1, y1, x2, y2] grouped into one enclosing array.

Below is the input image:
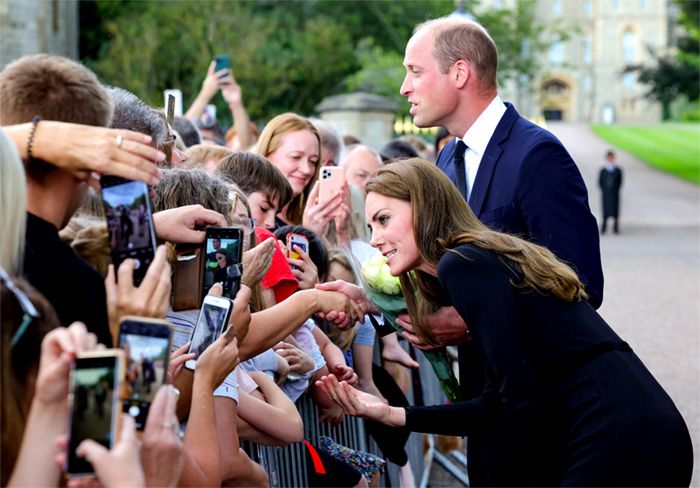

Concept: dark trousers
[[600, 215, 619, 234]]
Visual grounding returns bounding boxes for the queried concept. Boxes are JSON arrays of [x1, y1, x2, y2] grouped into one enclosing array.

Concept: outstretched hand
[[315, 375, 404, 427]]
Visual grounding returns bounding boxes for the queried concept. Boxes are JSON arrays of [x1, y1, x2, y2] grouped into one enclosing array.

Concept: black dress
[[405, 244, 693, 486]]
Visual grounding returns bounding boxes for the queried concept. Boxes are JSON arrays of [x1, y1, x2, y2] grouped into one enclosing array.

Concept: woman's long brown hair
[[364, 158, 586, 346]]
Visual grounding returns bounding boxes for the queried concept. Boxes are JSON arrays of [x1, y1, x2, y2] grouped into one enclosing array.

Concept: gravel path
[[549, 122, 700, 485]]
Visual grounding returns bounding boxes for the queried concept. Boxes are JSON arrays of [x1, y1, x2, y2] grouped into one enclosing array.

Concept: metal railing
[[242, 344, 453, 487]]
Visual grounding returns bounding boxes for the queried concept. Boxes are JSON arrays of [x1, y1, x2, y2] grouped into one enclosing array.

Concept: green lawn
[[591, 124, 700, 184]]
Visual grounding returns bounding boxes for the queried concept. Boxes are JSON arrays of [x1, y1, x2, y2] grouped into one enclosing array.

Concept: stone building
[[483, 0, 672, 123], [0, 0, 78, 69]]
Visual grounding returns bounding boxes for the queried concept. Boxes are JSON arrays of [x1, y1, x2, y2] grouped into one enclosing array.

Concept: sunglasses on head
[[0, 267, 40, 348]]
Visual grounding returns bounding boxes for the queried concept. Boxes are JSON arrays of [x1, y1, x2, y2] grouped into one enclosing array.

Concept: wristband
[[26, 115, 43, 163]]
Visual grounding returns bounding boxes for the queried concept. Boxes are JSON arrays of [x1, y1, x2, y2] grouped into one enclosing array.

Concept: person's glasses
[[238, 217, 256, 236], [0, 267, 40, 348]]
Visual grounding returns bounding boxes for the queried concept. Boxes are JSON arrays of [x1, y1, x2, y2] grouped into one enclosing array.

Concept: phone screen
[[101, 177, 157, 284], [119, 321, 171, 429], [202, 229, 243, 301], [187, 300, 231, 364], [66, 355, 120, 476]]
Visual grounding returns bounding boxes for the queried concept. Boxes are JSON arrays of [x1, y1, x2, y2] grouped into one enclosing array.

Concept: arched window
[[542, 79, 569, 95], [622, 28, 637, 63]]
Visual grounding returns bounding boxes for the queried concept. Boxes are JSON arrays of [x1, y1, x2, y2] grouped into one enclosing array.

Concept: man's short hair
[[0, 54, 113, 127], [0, 54, 113, 180], [215, 152, 293, 210], [106, 86, 168, 148], [415, 18, 498, 90]]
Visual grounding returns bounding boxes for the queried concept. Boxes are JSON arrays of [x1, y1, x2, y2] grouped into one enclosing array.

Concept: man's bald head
[[340, 144, 383, 190]]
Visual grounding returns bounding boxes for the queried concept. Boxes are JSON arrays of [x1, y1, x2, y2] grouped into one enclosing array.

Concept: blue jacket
[[437, 103, 603, 308]]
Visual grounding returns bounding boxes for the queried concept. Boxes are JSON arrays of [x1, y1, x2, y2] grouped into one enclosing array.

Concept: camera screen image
[[67, 362, 117, 474], [189, 302, 229, 359], [102, 181, 153, 255], [203, 237, 241, 299], [120, 333, 168, 404]]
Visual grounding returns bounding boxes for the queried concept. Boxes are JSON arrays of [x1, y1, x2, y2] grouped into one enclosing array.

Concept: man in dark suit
[[395, 17, 604, 485], [599, 150, 623, 234]]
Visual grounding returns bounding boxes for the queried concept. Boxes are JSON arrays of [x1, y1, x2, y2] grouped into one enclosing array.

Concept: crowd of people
[[1, 14, 693, 488]]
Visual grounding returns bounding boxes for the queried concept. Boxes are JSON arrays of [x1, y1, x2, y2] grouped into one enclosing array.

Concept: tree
[[631, 0, 699, 120]]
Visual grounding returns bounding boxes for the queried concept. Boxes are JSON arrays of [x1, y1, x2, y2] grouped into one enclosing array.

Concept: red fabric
[[256, 227, 298, 303], [304, 440, 327, 474]]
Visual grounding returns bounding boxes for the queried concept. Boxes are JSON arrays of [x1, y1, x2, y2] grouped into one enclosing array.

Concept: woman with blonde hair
[[318, 158, 693, 486], [255, 113, 345, 235], [0, 129, 26, 275]]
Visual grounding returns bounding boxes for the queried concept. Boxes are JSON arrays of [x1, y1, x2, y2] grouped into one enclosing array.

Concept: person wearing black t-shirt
[[0, 54, 116, 346]]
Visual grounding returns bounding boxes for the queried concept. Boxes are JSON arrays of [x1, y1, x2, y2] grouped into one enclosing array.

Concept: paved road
[[549, 122, 700, 485]]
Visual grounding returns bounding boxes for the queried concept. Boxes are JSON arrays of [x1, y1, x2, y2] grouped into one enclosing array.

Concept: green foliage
[[631, 0, 699, 120], [591, 123, 700, 184], [80, 0, 553, 125]]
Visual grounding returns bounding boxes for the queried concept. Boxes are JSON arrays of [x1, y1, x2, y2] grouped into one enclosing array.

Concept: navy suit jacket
[[437, 103, 603, 308]]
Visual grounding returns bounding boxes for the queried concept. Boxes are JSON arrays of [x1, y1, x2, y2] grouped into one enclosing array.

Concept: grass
[[591, 123, 700, 184]]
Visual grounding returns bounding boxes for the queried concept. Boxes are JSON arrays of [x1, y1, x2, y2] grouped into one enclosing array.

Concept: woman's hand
[[20, 122, 165, 184], [199, 61, 225, 103], [329, 363, 358, 386], [273, 342, 315, 375], [316, 280, 377, 316], [105, 246, 172, 343], [153, 205, 227, 244], [167, 343, 195, 384], [302, 181, 345, 237], [315, 375, 404, 426], [286, 244, 319, 290], [230, 285, 252, 345], [35, 322, 99, 404], [312, 289, 363, 330], [140, 385, 184, 488], [241, 238, 275, 288], [75, 415, 145, 488], [194, 326, 240, 391], [332, 186, 353, 247]]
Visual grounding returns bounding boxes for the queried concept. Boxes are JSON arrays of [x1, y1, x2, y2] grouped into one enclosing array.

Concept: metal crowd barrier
[[241, 342, 451, 487]]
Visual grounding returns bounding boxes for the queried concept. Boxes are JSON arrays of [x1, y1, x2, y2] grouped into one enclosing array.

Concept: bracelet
[[27, 115, 43, 163]]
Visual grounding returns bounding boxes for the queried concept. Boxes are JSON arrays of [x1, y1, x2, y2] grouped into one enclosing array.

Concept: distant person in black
[[319, 159, 693, 486], [599, 149, 623, 234], [0, 54, 115, 346]]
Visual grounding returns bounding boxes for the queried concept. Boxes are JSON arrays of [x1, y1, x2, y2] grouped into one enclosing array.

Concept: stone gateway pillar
[[315, 92, 398, 151]]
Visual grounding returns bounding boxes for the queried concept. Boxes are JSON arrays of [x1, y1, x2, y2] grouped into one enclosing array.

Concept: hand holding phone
[[118, 317, 172, 430], [101, 175, 158, 286], [193, 324, 240, 390], [213, 55, 231, 75], [201, 227, 243, 304], [185, 295, 234, 370], [319, 166, 345, 218], [286, 233, 309, 263], [75, 414, 144, 487], [65, 350, 125, 477]]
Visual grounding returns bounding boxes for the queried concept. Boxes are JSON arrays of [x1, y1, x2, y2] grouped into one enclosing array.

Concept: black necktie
[[453, 139, 468, 199]]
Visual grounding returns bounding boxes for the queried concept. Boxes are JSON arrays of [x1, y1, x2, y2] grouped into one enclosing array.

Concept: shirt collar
[[459, 95, 507, 156]]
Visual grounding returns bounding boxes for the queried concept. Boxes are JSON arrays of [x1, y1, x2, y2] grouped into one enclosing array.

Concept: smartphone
[[287, 233, 309, 262], [319, 166, 345, 217], [202, 227, 243, 303], [65, 350, 125, 477], [118, 317, 172, 430], [185, 294, 234, 370], [100, 176, 158, 285], [214, 55, 231, 74], [163, 89, 183, 117]]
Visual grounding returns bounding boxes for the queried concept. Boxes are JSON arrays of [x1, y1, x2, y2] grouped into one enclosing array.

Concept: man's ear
[[454, 60, 470, 89]]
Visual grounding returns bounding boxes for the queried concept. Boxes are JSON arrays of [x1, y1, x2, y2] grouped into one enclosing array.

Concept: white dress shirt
[[455, 96, 507, 199]]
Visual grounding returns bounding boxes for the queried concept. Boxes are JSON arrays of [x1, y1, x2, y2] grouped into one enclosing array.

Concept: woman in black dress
[[317, 158, 693, 486]]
